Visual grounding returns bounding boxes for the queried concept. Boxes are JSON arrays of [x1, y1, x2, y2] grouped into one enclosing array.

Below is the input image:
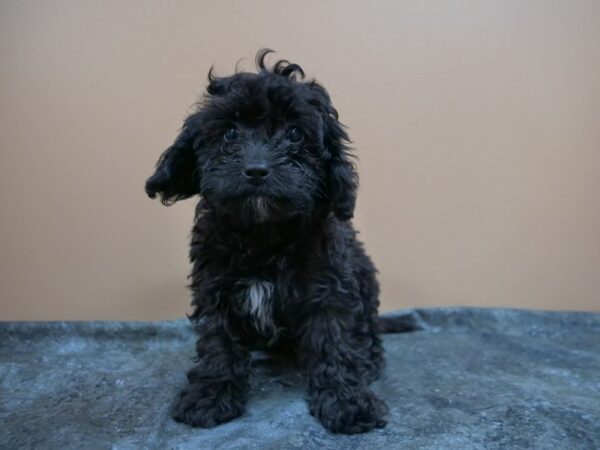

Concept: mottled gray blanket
[[1, 308, 599, 449]]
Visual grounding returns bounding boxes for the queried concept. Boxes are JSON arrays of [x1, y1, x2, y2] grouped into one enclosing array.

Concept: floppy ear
[[310, 83, 358, 221], [328, 138, 358, 221], [145, 117, 201, 205]]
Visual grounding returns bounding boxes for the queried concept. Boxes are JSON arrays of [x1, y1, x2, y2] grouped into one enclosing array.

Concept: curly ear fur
[[145, 117, 200, 205], [329, 149, 358, 221], [309, 82, 358, 221]]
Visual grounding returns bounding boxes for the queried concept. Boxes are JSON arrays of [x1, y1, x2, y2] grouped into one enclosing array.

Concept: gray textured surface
[[1, 308, 599, 449]]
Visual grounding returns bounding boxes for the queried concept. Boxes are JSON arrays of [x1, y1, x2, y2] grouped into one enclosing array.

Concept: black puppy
[[146, 50, 389, 434]]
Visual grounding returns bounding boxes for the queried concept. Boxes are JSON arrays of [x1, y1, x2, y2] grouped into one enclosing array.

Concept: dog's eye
[[286, 127, 303, 143], [224, 126, 240, 141]]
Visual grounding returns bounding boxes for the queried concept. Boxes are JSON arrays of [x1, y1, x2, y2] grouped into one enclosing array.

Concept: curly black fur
[[146, 49, 402, 434]]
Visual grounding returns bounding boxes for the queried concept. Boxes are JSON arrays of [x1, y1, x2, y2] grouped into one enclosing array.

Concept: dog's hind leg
[[355, 260, 385, 383]]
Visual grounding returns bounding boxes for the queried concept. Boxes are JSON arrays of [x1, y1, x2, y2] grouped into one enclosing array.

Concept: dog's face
[[146, 50, 358, 224]]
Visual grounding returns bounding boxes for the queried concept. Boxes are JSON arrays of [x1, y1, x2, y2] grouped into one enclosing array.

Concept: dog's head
[[145, 49, 358, 223]]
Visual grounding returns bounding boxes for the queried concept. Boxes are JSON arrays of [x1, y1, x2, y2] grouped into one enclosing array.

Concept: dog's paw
[[309, 387, 388, 434], [171, 381, 246, 428]]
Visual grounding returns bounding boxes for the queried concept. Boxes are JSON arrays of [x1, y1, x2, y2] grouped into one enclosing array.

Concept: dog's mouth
[[213, 193, 303, 224], [246, 195, 273, 222]]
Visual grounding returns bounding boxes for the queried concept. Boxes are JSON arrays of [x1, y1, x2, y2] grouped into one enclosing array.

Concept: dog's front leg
[[172, 315, 250, 428], [298, 310, 388, 434]]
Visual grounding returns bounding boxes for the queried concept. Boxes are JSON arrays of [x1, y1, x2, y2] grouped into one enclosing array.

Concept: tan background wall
[[1, 1, 599, 320]]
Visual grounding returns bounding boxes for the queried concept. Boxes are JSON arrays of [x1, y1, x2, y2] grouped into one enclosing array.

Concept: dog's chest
[[234, 278, 277, 333]]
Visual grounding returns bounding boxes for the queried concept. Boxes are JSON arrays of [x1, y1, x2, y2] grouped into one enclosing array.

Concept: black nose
[[243, 164, 271, 183]]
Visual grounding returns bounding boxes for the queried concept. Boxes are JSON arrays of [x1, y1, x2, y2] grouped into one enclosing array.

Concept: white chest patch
[[237, 279, 275, 333]]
